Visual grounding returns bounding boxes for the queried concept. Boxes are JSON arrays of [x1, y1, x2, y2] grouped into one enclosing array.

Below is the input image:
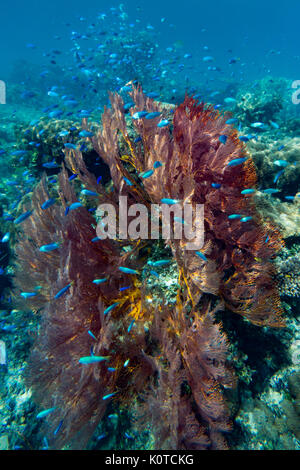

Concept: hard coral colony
[[14, 87, 285, 450]]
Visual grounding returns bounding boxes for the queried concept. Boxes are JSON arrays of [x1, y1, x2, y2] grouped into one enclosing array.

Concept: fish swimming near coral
[[39, 243, 60, 252], [13, 86, 285, 453], [14, 211, 33, 224], [78, 356, 110, 364]]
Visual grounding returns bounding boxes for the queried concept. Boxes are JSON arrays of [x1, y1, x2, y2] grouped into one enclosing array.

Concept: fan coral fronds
[[137, 300, 234, 450], [14, 86, 285, 449]]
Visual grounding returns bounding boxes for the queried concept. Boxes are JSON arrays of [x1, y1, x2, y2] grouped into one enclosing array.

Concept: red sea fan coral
[[137, 299, 235, 450], [14, 170, 151, 448], [14, 86, 284, 450], [123, 90, 284, 327]]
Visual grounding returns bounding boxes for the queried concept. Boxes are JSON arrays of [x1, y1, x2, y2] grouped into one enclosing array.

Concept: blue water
[[1, 0, 299, 81]]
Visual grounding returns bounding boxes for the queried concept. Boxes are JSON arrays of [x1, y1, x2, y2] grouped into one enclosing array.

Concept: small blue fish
[[239, 136, 249, 142], [64, 143, 77, 149], [251, 122, 265, 129], [88, 330, 97, 341], [225, 118, 238, 125], [274, 170, 284, 184], [92, 278, 108, 285], [97, 176, 102, 184], [69, 202, 83, 210], [119, 286, 131, 291], [41, 198, 56, 210], [219, 135, 227, 144], [69, 173, 78, 181], [36, 407, 56, 419], [262, 188, 280, 195], [54, 420, 63, 436], [21, 292, 37, 299], [132, 111, 148, 119], [1, 233, 10, 243], [14, 211, 33, 225], [123, 359, 130, 367], [127, 319, 135, 333], [274, 160, 289, 168], [124, 102, 135, 111], [107, 367, 116, 372], [228, 214, 243, 220], [39, 243, 60, 252], [211, 183, 221, 189], [108, 414, 118, 420], [157, 120, 169, 128], [79, 130, 94, 137], [81, 189, 98, 197], [150, 270, 159, 278], [196, 251, 207, 262], [79, 356, 110, 364], [54, 283, 71, 299], [227, 157, 247, 167], [102, 392, 116, 401], [48, 91, 59, 97], [119, 267, 139, 275], [240, 216, 253, 222], [278, 145, 285, 151], [147, 259, 169, 267], [59, 131, 70, 137], [92, 237, 101, 242], [285, 196, 295, 201], [103, 302, 119, 315], [123, 177, 133, 186], [42, 161, 59, 169], [139, 169, 154, 179], [11, 150, 28, 157], [241, 189, 255, 195], [161, 198, 180, 205], [247, 134, 258, 141], [134, 136, 142, 143], [153, 161, 163, 168]]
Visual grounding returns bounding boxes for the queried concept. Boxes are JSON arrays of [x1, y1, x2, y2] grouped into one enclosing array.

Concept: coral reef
[[275, 247, 300, 297], [13, 87, 285, 450], [251, 191, 300, 239], [235, 77, 288, 126], [248, 136, 300, 197], [233, 317, 300, 450]]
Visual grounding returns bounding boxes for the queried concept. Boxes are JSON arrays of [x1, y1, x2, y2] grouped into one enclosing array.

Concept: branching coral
[[14, 86, 285, 450]]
